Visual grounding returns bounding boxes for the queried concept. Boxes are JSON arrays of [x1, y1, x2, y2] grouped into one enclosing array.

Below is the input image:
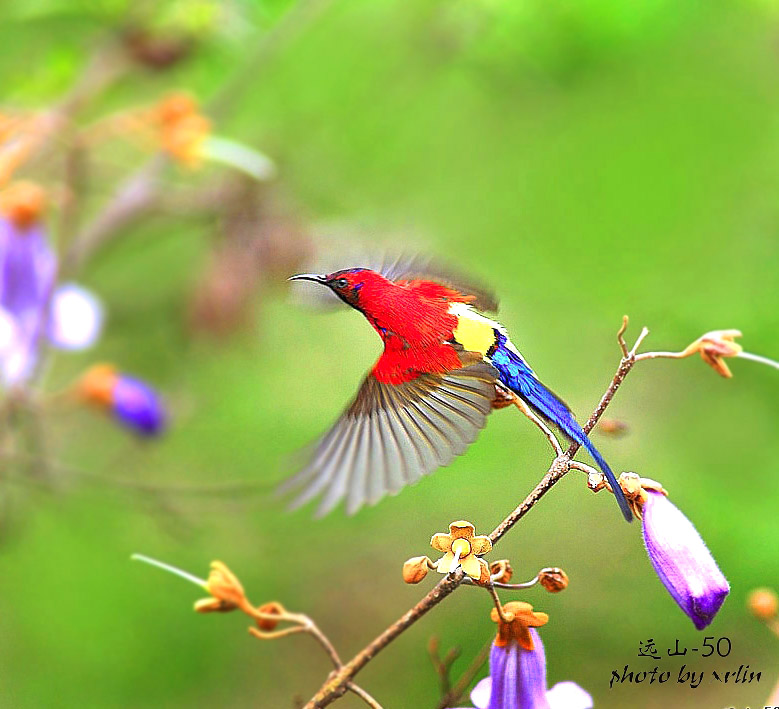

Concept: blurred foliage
[[1, 0, 778, 707]]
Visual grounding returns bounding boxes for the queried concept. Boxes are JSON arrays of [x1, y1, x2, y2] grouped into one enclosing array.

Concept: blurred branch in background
[[0, 0, 328, 537]]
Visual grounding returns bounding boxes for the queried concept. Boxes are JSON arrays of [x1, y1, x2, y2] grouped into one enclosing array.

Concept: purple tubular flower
[[452, 629, 592, 709], [0, 214, 102, 385], [0, 219, 56, 383], [642, 490, 729, 630], [113, 375, 166, 436]]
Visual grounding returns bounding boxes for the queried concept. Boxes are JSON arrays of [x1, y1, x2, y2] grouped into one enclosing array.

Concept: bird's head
[[288, 268, 381, 309]]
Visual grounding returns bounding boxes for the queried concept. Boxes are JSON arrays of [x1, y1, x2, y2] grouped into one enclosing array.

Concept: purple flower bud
[[112, 375, 166, 436], [642, 491, 729, 630]]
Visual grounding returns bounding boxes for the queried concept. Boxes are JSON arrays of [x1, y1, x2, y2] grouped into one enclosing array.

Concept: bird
[[283, 259, 632, 521]]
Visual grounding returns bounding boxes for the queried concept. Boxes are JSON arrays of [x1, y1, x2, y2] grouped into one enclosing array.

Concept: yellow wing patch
[[450, 305, 498, 356]]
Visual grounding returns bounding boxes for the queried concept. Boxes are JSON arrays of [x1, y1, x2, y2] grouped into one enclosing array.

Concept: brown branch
[[302, 320, 649, 707]]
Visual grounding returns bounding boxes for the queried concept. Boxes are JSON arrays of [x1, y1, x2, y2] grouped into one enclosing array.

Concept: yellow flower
[[491, 601, 549, 651], [682, 329, 742, 378], [431, 520, 492, 583]]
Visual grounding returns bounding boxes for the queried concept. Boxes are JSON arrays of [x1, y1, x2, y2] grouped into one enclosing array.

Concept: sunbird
[[285, 261, 632, 521]]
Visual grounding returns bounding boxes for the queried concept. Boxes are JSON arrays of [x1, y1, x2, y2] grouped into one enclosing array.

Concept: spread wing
[[380, 254, 499, 313], [280, 359, 498, 516]]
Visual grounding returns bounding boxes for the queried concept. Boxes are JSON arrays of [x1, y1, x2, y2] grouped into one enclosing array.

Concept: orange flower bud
[[402, 556, 431, 584], [77, 363, 119, 407], [748, 588, 778, 621], [489, 560, 513, 584], [256, 601, 285, 631], [538, 567, 568, 593]]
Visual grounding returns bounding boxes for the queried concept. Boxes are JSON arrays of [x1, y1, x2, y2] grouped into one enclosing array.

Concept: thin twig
[[617, 315, 630, 357], [428, 636, 459, 696], [485, 584, 510, 623], [512, 397, 563, 456], [249, 625, 307, 641], [306, 622, 343, 669], [569, 460, 599, 476], [346, 683, 383, 709], [302, 321, 650, 708], [634, 350, 685, 362], [436, 640, 491, 709], [462, 577, 539, 591]]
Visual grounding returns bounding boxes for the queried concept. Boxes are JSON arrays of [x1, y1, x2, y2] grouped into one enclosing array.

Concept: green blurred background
[[1, 0, 778, 706]]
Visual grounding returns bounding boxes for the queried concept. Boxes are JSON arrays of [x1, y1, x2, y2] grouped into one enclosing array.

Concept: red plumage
[[332, 270, 475, 385], [283, 264, 498, 516]]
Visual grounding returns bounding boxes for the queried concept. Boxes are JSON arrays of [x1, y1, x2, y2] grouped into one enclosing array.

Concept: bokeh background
[[1, 0, 778, 707]]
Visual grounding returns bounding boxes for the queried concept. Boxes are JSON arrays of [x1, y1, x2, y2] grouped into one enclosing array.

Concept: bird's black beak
[[288, 273, 328, 285]]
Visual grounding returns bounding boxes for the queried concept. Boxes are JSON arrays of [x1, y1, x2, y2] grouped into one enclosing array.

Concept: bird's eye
[[334, 278, 349, 289]]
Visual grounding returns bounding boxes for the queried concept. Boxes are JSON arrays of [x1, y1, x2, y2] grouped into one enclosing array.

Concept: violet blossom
[[642, 489, 729, 630], [452, 602, 592, 709], [0, 183, 102, 386]]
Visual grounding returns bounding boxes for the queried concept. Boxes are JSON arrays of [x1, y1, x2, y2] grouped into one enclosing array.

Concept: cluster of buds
[[132, 555, 298, 637], [402, 521, 569, 598]]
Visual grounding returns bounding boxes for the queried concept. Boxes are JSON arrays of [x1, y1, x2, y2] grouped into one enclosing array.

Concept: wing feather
[[282, 360, 498, 515], [381, 254, 499, 313]]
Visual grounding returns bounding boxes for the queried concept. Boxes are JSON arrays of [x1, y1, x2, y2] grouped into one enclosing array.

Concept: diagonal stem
[[302, 321, 647, 708]]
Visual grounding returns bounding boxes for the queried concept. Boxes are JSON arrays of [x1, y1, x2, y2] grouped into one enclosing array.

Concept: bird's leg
[[491, 384, 516, 410], [510, 394, 564, 457]]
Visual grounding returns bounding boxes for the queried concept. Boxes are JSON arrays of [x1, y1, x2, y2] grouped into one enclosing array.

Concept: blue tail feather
[[489, 335, 633, 522]]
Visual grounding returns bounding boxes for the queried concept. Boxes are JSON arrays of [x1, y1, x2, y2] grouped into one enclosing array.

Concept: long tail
[[507, 368, 633, 522]]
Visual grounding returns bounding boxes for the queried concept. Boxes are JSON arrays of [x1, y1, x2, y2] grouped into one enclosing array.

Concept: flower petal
[[469, 677, 491, 708], [431, 533, 453, 553], [48, 283, 103, 350], [470, 535, 493, 555], [449, 520, 475, 539], [546, 682, 592, 709], [484, 631, 552, 709], [435, 552, 455, 573], [460, 554, 484, 580], [0, 306, 36, 385], [642, 491, 730, 629]]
